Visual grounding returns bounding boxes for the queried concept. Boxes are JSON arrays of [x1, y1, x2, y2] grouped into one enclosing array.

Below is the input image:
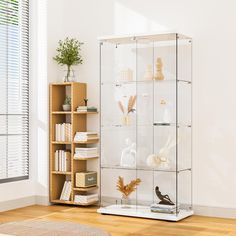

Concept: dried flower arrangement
[[116, 176, 141, 198], [118, 95, 136, 115]]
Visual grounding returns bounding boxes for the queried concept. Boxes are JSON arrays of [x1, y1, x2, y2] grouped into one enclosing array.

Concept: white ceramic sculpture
[[146, 154, 160, 167], [146, 135, 177, 170], [144, 64, 153, 80], [120, 138, 136, 167]]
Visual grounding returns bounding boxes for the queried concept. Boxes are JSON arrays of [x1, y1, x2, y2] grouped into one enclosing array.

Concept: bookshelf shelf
[[51, 199, 73, 204], [51, 199, 98, 206], [52, 111, 72, 114], [73, 186, 98, 192], [74, 156, 99, 161], [52, 171, 72, 175], [51, 141, 72, 145], [50, 82, 99, 206], [73, 200, 99, 206], [73, 111, 98, 115]]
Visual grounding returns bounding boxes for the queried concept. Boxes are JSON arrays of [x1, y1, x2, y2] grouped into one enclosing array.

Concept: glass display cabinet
[[97, 33, 192, 221]]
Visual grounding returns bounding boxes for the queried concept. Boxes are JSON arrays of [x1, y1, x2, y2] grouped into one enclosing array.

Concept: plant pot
[[62, 104, 71, 111], [122, 115, 131, 126]]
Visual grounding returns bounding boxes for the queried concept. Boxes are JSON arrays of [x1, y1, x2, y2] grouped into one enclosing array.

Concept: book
[[63, 181, 71, 201], [56, 150, 71, 172], [54, 150, 59, 171], [60, 181, 68, 200], [150, 203, 179, 214], [55, 123, 72, 142], [74, 147, 98, 159], [74, 193, 98, 204], [74, 132, 98, 142]]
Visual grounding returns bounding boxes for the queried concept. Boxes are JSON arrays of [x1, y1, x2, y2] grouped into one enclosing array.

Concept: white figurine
[[146, 135, 178, 170], [146, 154, 160, 167], [120, 138, 136, 167], [144, 64, 153, 80]]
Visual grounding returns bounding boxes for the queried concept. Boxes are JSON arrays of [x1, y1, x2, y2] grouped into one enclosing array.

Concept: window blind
[[0, 0, 29, 183]]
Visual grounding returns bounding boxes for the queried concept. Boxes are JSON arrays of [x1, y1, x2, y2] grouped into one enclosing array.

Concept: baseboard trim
[[0, 196, 36, 212], [35, 195, 50, 206], [194, 205, 236, 219]]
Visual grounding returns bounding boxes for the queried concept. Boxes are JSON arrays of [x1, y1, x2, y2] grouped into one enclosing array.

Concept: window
[[0, 0, 29, 183]]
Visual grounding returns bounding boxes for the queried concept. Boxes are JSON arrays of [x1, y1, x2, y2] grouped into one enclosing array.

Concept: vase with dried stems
[[118, 95, 136, 126], [116, 176, 141, 208]]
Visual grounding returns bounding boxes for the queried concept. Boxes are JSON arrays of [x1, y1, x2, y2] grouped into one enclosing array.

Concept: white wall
[[46, 0, 236, 211]]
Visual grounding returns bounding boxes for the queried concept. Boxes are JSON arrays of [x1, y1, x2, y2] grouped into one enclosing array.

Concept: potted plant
[[53, 37, 83, 82], [62, 96, 71, 111]]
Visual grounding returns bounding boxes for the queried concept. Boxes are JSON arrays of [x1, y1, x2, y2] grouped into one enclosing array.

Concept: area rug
[[0, 220, 110, 236]]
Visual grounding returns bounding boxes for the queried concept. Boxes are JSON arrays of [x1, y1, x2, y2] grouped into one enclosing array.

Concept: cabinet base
[[97, 204, 193, 221]]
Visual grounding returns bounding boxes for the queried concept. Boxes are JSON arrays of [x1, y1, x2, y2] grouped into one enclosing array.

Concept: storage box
[[75, 171, 97, 187]]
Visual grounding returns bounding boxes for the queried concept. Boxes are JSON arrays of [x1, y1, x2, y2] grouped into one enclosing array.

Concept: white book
[[63, 181, 71, 201], [68, 124, 72, 141], [58, 124, 61, 141], [60, 181, 67, 200], [55, 124, 58, 141], [65, 124, 69, 141], [54, 150, 59, 171], [59, 150, 62, 171], [60, 150, 63, 172], [61, 123, 63, 142], [61, 124, 64, 142], [63, 151, 66, 171]]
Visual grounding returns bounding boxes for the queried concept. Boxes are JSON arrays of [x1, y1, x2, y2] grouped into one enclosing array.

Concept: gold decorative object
[[154, 57, 164, 80], [116, 176, 141, 198]]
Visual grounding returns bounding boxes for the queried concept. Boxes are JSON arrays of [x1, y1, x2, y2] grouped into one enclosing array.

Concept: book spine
[[60, 181, 67, 200], [59, 150, 62, 172], [54, 150, 59, 171], [65, 151, 71, 172]]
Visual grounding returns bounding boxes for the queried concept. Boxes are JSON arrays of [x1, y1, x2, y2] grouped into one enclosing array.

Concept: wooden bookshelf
[[49, 82, 99, 206]]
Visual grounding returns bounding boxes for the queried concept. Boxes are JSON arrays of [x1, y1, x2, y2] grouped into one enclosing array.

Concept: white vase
[[62, 104, 71, 111], [63, 68, 75, 82]]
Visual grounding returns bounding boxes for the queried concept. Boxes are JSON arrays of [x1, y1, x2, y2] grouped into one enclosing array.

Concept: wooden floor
[[0, 205, 236, 236]]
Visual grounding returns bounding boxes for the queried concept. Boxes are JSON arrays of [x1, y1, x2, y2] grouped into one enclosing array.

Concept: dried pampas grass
[[118, 95, 136, 115], [116, 176, 141, 197], [128, 95, 136, 114]]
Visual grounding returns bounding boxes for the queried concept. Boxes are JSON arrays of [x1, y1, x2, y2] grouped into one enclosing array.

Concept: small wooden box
[[75, 171, 97, 187]]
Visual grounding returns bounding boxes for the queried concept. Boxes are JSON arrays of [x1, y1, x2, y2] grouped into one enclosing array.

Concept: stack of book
[[150, 203, 179, 214], [74, 147, 98, 159], [74, 132, 98, 142], [54, 150, 71, 172], [76, 106, 97, 113], [74, 193, 98, 204], [55, 123, 72, 142], [60, 180, 72, 201]]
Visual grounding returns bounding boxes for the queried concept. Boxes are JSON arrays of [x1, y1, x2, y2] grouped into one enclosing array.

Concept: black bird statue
[[155, 186, 174, 205]]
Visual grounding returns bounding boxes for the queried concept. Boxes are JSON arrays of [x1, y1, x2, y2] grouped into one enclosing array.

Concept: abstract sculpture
[[155, 186, 174, 205]]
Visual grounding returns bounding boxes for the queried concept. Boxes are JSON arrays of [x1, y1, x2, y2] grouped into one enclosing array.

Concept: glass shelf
[[101, 79, 191, 86], [101, 123, 191, 128], [101, 165, 191, 173]]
